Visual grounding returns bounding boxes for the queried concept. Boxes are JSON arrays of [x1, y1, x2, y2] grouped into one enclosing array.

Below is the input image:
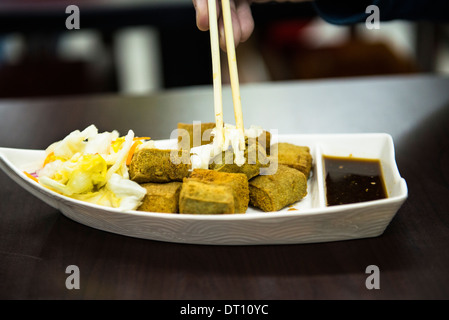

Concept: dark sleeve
[[313, 0, 449, 25]]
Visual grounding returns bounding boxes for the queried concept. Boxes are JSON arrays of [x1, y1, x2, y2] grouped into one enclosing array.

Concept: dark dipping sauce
[[323, 155, 388, 206]]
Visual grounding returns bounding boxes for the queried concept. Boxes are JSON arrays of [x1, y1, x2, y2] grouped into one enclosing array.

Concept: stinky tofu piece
[[249, 164, 308, 212], [270, 143, 312, 178], [137, 182, 182, 213], [179, 180, 235, 214], [209, 142, 269, 180], [188, 169, 249, 213], [248, 130, 271, 155], [177, 122, 216, 150], [129, 148, 190, 183]]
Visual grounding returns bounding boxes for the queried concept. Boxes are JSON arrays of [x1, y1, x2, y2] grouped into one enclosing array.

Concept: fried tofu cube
[[137, 182, 182, 213], [250, 130, 271, 155], [177, 122, 216, 150], [249, 164, 308, 212], [179, 180, 235, 214], [271, 143, 312, 178], [129, 148, 190, 183], [179, 169, 249, 214], [209, 141, 269, 180], [188, 169, 249, 213]]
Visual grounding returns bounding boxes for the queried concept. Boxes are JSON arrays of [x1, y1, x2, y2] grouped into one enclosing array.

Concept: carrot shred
[[133, 137, 151, 141], [126, 140, 143, 165], [43, 152, 55, 167], [24, 171, 39, 183]]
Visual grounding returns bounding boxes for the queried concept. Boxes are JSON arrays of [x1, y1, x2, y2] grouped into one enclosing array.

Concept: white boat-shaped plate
[[0, 134, 408, 245]]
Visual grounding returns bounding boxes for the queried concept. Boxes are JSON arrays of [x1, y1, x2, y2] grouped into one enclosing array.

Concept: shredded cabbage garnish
[[37, 124, 147, 211]]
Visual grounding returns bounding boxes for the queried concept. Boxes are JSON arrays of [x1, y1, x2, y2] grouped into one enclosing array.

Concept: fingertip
[[194, 0, 210, 31]]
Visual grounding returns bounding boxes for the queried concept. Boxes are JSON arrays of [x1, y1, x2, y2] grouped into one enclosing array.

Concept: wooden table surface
[[1, 74, 449, 302]]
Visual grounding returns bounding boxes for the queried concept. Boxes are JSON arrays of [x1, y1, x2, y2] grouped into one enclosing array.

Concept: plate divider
[[313, 144, 327, 208]]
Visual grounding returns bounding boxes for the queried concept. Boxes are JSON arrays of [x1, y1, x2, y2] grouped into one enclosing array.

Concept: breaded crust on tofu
[[249, 164, 308, 212], [209, 141, 269, 180], [129, 148, 190, 183], [137, 182, 182, 213], [270, 143, 312, 178], [179, 180, 235, 214], [177, 122, 216, 150], [180, 169, 249, 214], [249, 130, 271, 155]]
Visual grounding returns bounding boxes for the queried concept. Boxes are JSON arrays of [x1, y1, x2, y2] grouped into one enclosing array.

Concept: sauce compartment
[[323, 156, 387, 206], [313, 133, 406, 209]]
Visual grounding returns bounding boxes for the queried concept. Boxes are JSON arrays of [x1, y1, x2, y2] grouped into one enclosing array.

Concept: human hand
[[193, 0, 312, 50]]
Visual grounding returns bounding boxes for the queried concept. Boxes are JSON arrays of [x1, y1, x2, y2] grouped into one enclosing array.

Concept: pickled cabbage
[[37, 125, 147, 211]]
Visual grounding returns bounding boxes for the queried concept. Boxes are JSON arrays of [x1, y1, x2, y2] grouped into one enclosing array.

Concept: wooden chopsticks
[[208, 0, 224, 149], [208, 0, 245, 151]]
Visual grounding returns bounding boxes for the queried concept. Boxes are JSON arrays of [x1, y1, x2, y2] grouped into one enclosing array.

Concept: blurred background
[[0, 0, 448, 98]]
